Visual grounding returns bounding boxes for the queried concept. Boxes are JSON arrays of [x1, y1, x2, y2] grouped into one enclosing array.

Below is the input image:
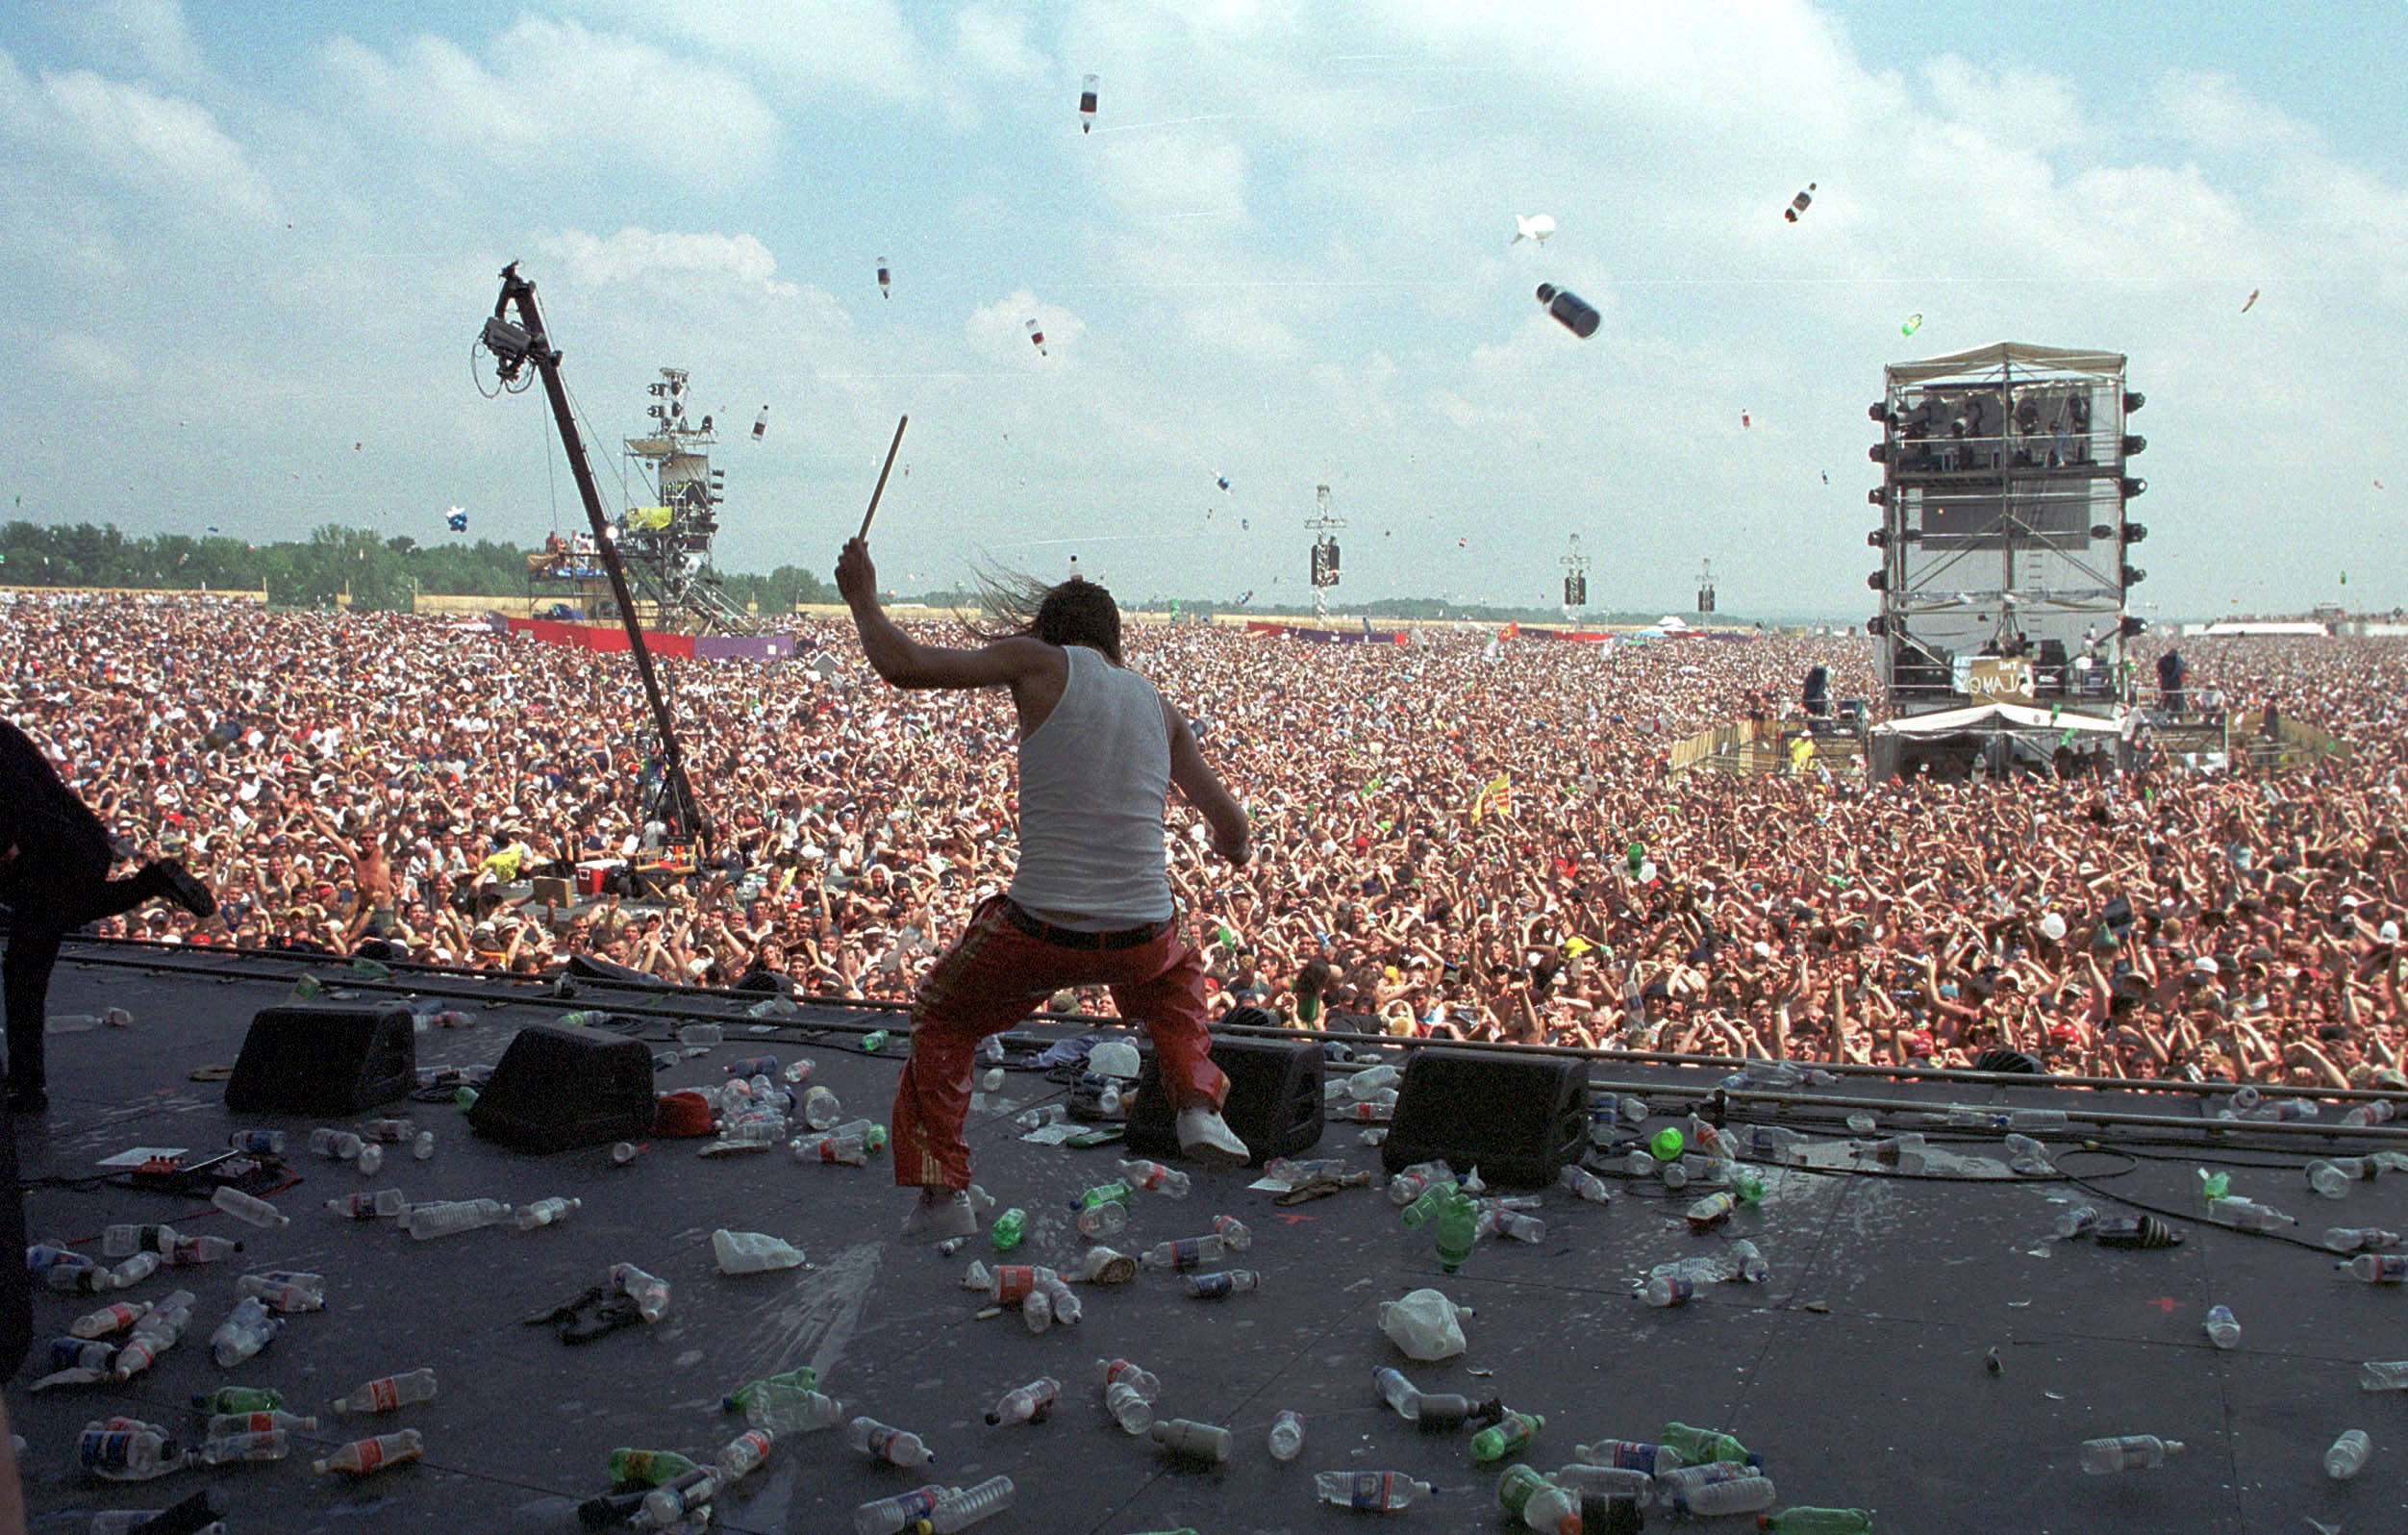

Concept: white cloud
[[953, 4, 1049, 82], [48, 329, 139, 388], [32, 0, 210, 86], [565, 0, 931, 104], [318, 18, 778, 190], [539, 227, 800, 296], [0, 54, 274, 220], [967, 289, 1086, 363]]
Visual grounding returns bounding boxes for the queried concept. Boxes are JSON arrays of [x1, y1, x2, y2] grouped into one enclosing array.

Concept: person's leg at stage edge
[[1105, 934, 1248, 1167]]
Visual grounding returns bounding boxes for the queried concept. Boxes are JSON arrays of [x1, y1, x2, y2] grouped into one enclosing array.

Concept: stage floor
[[10, 943, 2408, 1534]]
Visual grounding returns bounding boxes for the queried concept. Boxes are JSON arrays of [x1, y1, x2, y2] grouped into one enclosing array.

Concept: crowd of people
[[3, 590, 2402, 1094]]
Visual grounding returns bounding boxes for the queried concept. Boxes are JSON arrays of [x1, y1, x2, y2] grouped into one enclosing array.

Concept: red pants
[[892, 895, 1229, 1190]]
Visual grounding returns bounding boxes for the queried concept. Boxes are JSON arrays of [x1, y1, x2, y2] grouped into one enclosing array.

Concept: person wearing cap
[[839, 538, 1254, 1244], [1, 715, 216, 1114]]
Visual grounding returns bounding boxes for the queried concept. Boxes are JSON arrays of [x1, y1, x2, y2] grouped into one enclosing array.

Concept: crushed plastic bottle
[[930, 1474, 1014, 1532], [986, 1377, 1060, 1428], [414, 1129, 436, 1160], [2323, 1428, 2370, 1480], [1662, 1422, 1760, 1469], [209, 1296, 282, 1368], [334, 1367, 437, 1415], [86, 1486, 226, 1534], [514, 1196, 582, 1231], [311, 1127, 366, 1161], [612, 1263, 673, 1321], [609, 1447, 700, 1487], [2054, 1204, 2099, 1240], [1149, 1419, 1233, 1464], [1315, 1471, 1432, 1510], [712, 1229, 807, 1274], [79, 1420, 188, 1480], [2360, 1360, 2408, 1392], [677, 1023, 724, 1046], [742, 1383, 843, 1435], [403, 1197, 510, 1240], [2079, 1434, 2184, 1472]]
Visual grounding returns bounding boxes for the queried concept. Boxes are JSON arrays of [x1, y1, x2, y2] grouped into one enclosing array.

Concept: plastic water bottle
[[79, 1422, 187, 1480], [355, 1143, 385, 1175], [1729, 1239, 1771, 1283], [48, 1336, 117, 1372], [328, 1365, 437, 1415], [987, 1377, 1059, 1427], [930, 1475, 1013, 1532], [1143, 1235, 1224, 1270], [404, 1197, 510, 1240], [640, 1468, 728, 1526], [1105, 1379, 1156, 1435], [107, 1252, 162, 1290], [801, 1085, 843, 1130], [1497, 1464, 1582, 1535], [2341, 1253, 2408, 1283], [611, 1263, 673, 1321], [848, 1416, 936, 1468], [745, 1385, 843, 1435], [1149, 1419, 1233, 1464], [2310, 1159, 2373, 1199], [102, 1222, 173, 1257], [1552, 1461, 1655, 1501], [310, 1127, 365, 1160], [206, 1410, 315, 1441], [2323, 1226, 2402, 1252], [1558, 1165, 1613, 1204], [2054, 1205, 2099, 1239], [414, 1129, 436, 1160], [2341, 1100, 2397, 1127], [1315, 1471, 1432, 1510], [2205, 1196, 2292, 1232], [712, 1228, 806, 1273], [2360, 1360, 2408, 1392], [2079, 1434, 2185, 1472], [2203, 1304, 2240, 1348], [1676, 1475, 1777, 1516], [237, 1271, 326, 1313], [514, 1196, 581, 1231], [856, 1485, 953, 1535], [1372, 1365, 1421, 1420], [327, 1189, 408, 1220], [314, 1431, 432, 1475], [677, 1023, 723, 1046], [716, 1427, 776, 1478], [609, 1447, 699, 1486], [1118, 1159, 1192, 1197], [1644, 1273, 1696, 1308], [210, 1296, 282, 1367], [1267, 1409, 1306, 1462], [1187, 1269, 1260, 1298], [1471, 1410, 1543, 1463], [198, 1427, 289, 1464], [211, 1186, 289, 1228], [2324, 1428, 2370, 1480], [71, 1299, 152, 1340]]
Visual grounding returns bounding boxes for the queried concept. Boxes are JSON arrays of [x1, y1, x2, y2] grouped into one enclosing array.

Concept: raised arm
[[837, 538, 1055, 692], [1164, 705, 1250, 867]]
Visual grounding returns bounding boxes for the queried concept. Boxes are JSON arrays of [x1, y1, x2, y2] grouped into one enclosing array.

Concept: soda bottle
[[2323, 1227, 2402, 1252], [2203, 1304, 2240, 1348], [1643, 1273, 1695, 1308], [334, 1367, 438, 1415], [1558, 1166, 1614, 1204], [848, 1416, 936, 1468], [930, 1475, 1014, 1532], [1214, 1214, 1253, 1250], [855, 1484, 953, 1535], [209, 1296, 281, 1367], [991, 1208, 1028, 1251], [1186, 1269, 1260, 1298], [403, 1197, 510, 1240], [799, 1084, 843, 1129], [1686, 1192, 1738, 1231], [2078, 1434, 2184, 1472], [1535, 284, 1601, 340], [1472, 1409, 1543, 1463], [1757, 1510, 1873, 1534], [2341, 1100, 2398, 1127], [514, 1196, 582, 1230], [1105, 1379, 1155, 1435], [79, 1421, 186, 1480], [2324, 1429, 2370, 1480], [1677, 1476, 1777, 1516], [207, 1409, 316, 1437], [1097, 1356, 1163, 1398], [987, 1377, 1060, 1426], [198, 1428, 289, 1464], [47, 1336, 116, 1372], [612, 1262, 673, 1321], [193, 1386, 284, 1415], [716, 1428, 775, 1477], [1080, 1180, 1136, 1211], [791, 1132, 869, 1166], [1435, 1193, 1480, 1271], [71, 1299, 152, 1340], [830, 1118, 890, 1151], [861, 1029, 890, 1054], [1268, 1409, 1306, 1462], [1149, 1419, 1232, 1464], [2341, 1253, 2408, 1283], [207, 1191, 284, 1231], [1315, 1471, 1432, 1510], [609, 1447, 700, 1486], [784, 1057, 816, 1085], [1497, 1464, 1581, 1535], [1663, 1422, 1759, 1468], [1119, 1159, 1192, 1197]]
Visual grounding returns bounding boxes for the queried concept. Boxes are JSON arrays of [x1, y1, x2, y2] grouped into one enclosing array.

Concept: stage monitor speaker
[[1124, 1034, 1323, 1167], [226, 1003, 416, 1116], [467, 1025, 657, 1152], [1380, 1048, 1586, 1187]]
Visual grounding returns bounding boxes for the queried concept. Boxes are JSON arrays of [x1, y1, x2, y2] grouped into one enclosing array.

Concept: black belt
[[1003, 902, 1167, 951]]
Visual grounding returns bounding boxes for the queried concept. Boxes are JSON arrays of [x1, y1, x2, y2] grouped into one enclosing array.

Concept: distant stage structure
[[526, 367, 758, 633], [1863, 341, 2147, 777]]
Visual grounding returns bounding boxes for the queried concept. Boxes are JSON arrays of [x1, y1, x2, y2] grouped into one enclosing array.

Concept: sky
[[3, 1, 2404, 621]]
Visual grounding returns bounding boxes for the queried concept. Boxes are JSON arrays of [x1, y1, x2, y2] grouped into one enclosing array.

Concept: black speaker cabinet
[[226, 1004, 417, 1116], [467, 1024, 656, 1152], [1125, 1034, 1323, 1167], [1381, 1048, 1586, 1187]]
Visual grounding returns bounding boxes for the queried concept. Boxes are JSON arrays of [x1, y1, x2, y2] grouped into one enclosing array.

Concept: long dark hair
[[958, 567, 1122, 664]]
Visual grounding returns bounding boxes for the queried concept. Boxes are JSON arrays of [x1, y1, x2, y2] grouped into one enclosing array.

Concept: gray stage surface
[[10, 941, 2408, 1534]]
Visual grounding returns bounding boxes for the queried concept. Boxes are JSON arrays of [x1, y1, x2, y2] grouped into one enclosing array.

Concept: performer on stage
[[0, 716, 215, 1114], [837, 538, 1254, 1244]]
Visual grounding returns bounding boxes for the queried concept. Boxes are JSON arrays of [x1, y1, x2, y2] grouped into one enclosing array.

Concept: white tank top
[[1009, 646, 1173, 924]]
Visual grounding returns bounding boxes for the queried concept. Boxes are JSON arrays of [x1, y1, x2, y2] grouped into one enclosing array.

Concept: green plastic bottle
[[1400, 1181, 1461, 1228], [193, 1386, 284, 1415], [861, 1122, 889, 1152], [1762, 1503, 1869, 1522], [861, 1029, 890, 1054], [351, 957, 393, 980], [558, 1010, 608, 1028], [2196, 1169, 2230, 1201], [1496, 1464, 1581, 1534], [723, 1367, 816, 1415], [1663, 1421, 1756, 1467], [1758, 1508, 1874, 1534], [1434, 1192, 1479, 1272], [1470, 1409, 1543, 1464], [291, 975, 324, 1000], [1080, 1180, 1134, 1210], [991, 1207, 1028, 1251], [1650, 1127, 1686, 1162], [608, 1447, 699, 1487], [1733, 1168, 1767, 1205]]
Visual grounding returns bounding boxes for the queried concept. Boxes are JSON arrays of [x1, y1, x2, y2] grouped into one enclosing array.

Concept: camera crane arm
[[481, 263, 710, 861]]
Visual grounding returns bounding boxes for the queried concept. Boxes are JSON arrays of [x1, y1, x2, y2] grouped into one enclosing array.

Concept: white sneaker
[[898, 1188, 978, 1245], [1176, 1107, 1252, 1168]]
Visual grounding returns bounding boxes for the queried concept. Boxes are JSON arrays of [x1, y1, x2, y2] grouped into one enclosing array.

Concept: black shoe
[[6, 1087, 48, 1115], [154, 859, 216, 920]]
